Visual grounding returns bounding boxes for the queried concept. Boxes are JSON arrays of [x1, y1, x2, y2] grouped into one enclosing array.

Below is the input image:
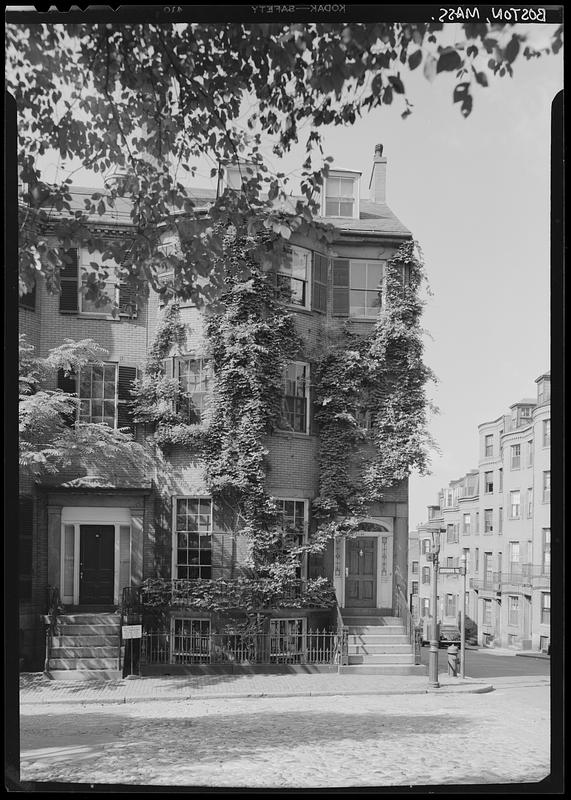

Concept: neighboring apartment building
[[19, 145, 419, 673], [413, 375, 551, 651]]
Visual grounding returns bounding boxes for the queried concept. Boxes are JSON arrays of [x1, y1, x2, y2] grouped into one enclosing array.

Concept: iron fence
[[141, 628, 339, 666]]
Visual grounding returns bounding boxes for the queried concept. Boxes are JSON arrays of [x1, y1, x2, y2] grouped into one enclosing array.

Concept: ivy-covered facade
[[18, 147, 434, 671]]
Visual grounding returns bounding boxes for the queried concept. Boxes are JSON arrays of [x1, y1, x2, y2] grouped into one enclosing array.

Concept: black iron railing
[[140, 628, 339, 666], [336, 606, 348, 669], [43, 585, 63, 672], [396, 587, 421, 665]]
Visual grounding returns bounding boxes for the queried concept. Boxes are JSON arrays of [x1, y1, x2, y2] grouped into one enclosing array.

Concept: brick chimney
[[368, 143, 387, 203]]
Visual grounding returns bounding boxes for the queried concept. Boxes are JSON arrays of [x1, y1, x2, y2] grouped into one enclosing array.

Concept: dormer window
[[323, 171, 360, 219], [537, 377, 551, 405]]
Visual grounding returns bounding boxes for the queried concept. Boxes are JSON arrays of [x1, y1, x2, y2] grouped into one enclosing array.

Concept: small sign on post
[[438, 567, 465, 575], [122, 624, 142, 639]]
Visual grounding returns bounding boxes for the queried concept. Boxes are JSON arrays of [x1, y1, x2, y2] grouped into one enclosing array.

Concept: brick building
[[411, 375, 551, 652], [19, 146, 424, 675]]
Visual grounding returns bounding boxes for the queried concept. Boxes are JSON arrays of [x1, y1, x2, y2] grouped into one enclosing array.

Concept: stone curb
[[19, 683, 494, 706]]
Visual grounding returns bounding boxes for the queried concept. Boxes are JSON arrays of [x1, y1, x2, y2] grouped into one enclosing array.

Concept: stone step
[[50, 646, 119, 659], [338, 664, 427, 676], [48, 657, 120, 670], [347, 626, 405, 635], [347, 634, 409, 645], [47, 669, 122, 681], [52, 635, 120, 647], [347, 644, 412, 655], [58, 613, 120, 625], [58, 624, 121, 636], [348, 653, 415, 665]]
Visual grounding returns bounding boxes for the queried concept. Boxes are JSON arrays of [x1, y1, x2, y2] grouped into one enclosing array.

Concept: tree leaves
[[436, 47, 463, 73]]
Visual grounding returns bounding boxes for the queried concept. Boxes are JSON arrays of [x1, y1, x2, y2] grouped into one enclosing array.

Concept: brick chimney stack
[[368, 143, 387, 203]]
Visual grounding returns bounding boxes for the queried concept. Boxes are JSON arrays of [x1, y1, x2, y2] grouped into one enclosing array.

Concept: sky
[[30, 23, 563, 528]]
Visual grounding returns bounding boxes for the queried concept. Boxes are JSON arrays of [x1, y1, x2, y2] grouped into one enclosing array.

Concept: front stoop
[[47, 612, 122, 680], [341, 611, 426, 676]]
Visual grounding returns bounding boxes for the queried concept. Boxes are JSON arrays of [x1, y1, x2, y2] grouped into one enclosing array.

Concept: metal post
[[428, 532, 441, 689], [460, 555, 467, 678]]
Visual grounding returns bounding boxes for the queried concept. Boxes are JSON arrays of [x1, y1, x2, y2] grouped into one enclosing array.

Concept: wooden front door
[[79, 525, 114, 604], [345, 537, 377, 608]]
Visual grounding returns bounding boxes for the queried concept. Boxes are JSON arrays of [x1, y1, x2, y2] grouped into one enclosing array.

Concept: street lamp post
[[428, 530, 442, 689], [460, 553, 467, 679]]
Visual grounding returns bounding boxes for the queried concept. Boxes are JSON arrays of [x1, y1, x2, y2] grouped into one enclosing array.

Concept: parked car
[[439, 625, 461, 648]]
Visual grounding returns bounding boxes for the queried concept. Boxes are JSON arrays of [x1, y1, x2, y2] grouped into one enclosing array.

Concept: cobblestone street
[[19, 683, 550, 789]]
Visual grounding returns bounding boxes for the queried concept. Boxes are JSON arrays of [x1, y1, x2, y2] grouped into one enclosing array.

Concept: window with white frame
[[542, 471, 550, 503], [277, 245, 311, 308], [537, 378, 550, 405], [511, 443, 521, 469], [174, 498, 212, 580], [422, 566, 431, 585], [446, 524, 455, 543], [508, 541, 520, 573], [483, 599, 492, 626], [484, 471, 494, 494], [411, 560, 419, 574], [420, 598, 430, 617], [475, 547, 479, 572], [475, 512, 480, 533], [484, 552, 493, 584], [463, 513, 471, 535], [324, 175, 357, 217], [484, 509, 493, 533], [78, 364, 118, 426], [281, 362, 310, 433], [175, 357, 212, 422], [498, 507, 503, 533], [542, 528, 550, 572], [421, 539, 431, 554], [508, 595, 519, 627], [349, 260, 385, 318], [541, 593, 550, 625], [446, 556, 453, 567], [275, 499, 307, 580], [543, 419, 550, 447], [411, 581, 419, 595], [484, 434, 493, 457], [499, 468, 503, 492], [510, 490, 521, 519], [445, 594, 457, 617], [527, 440, 533, 466]]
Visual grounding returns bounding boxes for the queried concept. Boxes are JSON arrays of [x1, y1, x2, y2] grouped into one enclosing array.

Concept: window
[[527, 440, 533, 466], [509, 490, 521, 519], [270, 618, 304, 662], [446, 524, 455, 544], [484, 472, 493, 494], [324, 175, 357, 217], [484, 552, 493, 585], [420, 598, 430, 618], [312, 252, 328, 313], [542, 471, 550, 503], [475, 547, 479, 572], [462, 514, 471, 535], [508, 596, 519, 627], [540, 593, 550, 625], [497, 551, 502, 576], [483, 599, 492, 626], [19, 283, 36, 311], [543, 419, 550, 447], [411, 561, 419, 575], [508, 541, 520, 572], [275, 499, 307, 580], [19, 496, 33, 600], [499, 469, 503, 492], [281, 362, 310, 434], [498, 507, 503, 533], [349, 260, 385, 318], [277, 245, 311, 308], [527, 488, 533, 518], [484, 509, 493, 533], [421, 539, 431, 554], [445, 594, 457, 617], [78, 364, 118, 426], [422, 566, 431, 585], [175, 358, 212, 422], [484, 434, 493, 457], [537, 378, 551, 405], [411, 581, 419, 595], [174, 498, 212, 580], [511, 444, 521, 470], [475, 512, 480, 534], [172, 618, 211, 662], [542, 529, 550, 572], [446, 556, 453, 567]]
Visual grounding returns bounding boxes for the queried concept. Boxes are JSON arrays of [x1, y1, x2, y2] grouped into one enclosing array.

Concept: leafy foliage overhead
[[7, 21, 562, 303]]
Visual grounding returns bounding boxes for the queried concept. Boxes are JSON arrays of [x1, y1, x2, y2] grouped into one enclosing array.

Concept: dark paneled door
[[79, 525, 115, 604], [345, 537, 377, 608]]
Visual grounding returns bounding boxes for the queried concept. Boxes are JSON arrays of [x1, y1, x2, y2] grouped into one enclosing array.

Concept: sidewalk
[[20, 670, 496, 706]]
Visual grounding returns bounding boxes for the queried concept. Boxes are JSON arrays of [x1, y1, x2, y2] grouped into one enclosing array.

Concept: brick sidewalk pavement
[[19, 670, 500, 705]]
